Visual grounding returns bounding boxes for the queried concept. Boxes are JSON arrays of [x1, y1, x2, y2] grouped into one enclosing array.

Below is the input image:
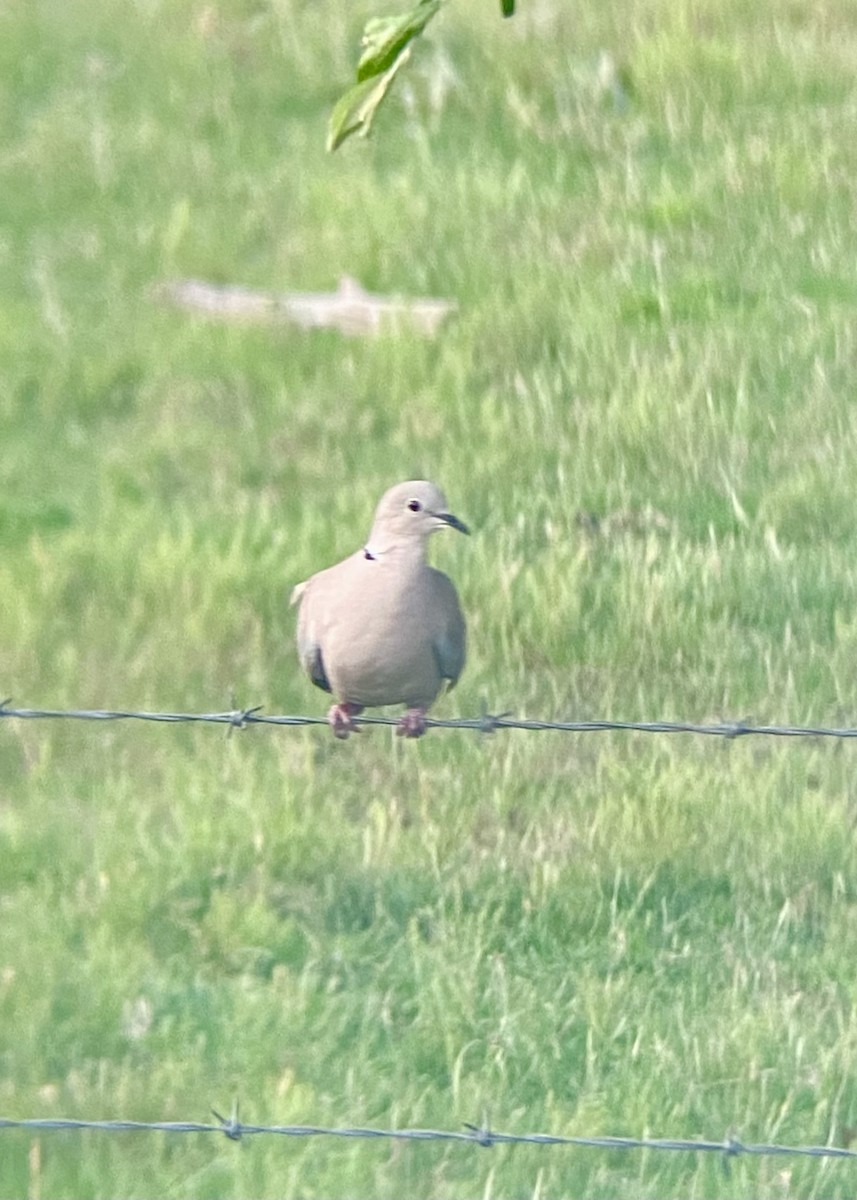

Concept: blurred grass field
[[3, 0, 857, 1195]]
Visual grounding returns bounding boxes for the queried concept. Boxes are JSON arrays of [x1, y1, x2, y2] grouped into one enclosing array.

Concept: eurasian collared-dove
[[291, 480, 469, 739]]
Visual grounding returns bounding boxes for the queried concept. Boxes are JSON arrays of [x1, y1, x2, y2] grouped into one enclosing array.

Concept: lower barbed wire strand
[[0, 1116, 855, 1159]]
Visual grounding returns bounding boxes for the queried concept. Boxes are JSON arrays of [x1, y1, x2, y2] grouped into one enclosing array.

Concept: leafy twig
[[328, 1, 515, 151]]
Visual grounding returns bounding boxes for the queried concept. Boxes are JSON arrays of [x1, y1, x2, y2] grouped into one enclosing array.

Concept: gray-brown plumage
[[292, 480, 468, 738]]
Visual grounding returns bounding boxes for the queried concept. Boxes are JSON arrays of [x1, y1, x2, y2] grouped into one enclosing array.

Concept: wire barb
[[463, 1121, 496, 1148], [227, 705, 264, 733], [212, 1104, 242, 1141]]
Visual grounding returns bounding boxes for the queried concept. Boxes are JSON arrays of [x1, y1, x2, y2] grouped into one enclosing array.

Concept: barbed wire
[[4, 690, 856, 1178], [2, 1114, 857, 1162], [2, 701, 857, 740]]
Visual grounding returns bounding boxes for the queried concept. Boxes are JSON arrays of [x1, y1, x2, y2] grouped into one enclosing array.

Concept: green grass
[[3, 0, 857, 1194]]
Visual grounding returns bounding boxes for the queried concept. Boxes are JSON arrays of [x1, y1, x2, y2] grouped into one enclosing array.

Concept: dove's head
[[365, 480, 469, 557]]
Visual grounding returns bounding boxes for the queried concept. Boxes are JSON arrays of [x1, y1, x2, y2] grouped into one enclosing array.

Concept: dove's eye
[[407, 499, 422, 512]]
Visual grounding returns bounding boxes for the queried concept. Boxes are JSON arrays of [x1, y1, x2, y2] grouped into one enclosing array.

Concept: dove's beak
[[435, 511, 470, 535]]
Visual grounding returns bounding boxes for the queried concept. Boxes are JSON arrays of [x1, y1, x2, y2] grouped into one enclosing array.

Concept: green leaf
[[501, 0, 515, 15], [357, 0, 442, 82], [326, 48, 412, 152]]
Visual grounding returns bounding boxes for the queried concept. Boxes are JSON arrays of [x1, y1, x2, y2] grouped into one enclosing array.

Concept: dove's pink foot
[[328, 702, 364, 739], [397, 707, 428, 738]]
